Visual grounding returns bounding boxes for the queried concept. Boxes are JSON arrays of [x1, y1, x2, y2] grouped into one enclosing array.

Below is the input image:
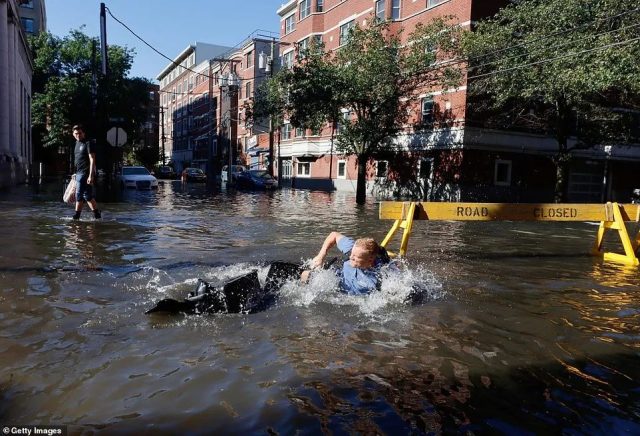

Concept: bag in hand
[[63, 175, 76, 204]]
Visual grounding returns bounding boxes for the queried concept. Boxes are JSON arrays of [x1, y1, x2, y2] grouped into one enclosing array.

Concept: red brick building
[[157, 37, 279, 177], [276, 0, 640, 202]]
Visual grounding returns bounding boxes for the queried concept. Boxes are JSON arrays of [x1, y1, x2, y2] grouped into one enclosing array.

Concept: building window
[[285, 14, 295, 34], [428, 0, 448, 7], [295, 126, 305, 137], [316, 0, 324, 12], [21, 17, 34, 33], [375, 0, 386, 21], [313, 34, 323, 50], [282, 50, 295, 69], [376, 160, 388, 178], [337, 160, 346, 179], [246, 81, 252, 99], [339, 20, 355, 46], [297, 162, 310, 176], [421, 97, 434, 125], [337, 110, 350, 134], [419, 158, 433, 179], [282, 123, 292, 140], [391, 0, 401, 20], [298, 37, 310, 59], [20, 0, 34, 8], [246, 50, 253, 68], [299, 0, 311, 20], [494, 159, 512, 186]]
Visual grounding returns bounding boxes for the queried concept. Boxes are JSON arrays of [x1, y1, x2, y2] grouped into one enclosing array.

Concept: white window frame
[[285, 13, 296, 34], [336, 109, 351, 135], [299, 0, 311, 20], [339, 20, 355, 46], [421, 97, 434, 124], [297, 161, 311, 177], [282, 123, 292, 140], [337, 160, 347, 179], [494, 159, 512, 186], [391, 0, 401, 20], [375, 0, 386, 21], [428, 0, 448, 8], [282, 50, 295, 69], [298, 37, 310, 59]]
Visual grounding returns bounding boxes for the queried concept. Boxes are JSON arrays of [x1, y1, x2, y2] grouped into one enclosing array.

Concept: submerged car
[[182, 167, 207, 182], [236, 170, 277, 190], [221, 165, 247, 183], [117, 166, 158, 190], [156, 165, 177, 179]]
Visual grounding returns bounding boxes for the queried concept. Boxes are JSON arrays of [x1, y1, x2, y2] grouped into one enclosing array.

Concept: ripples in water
[[0, 182, 639, 432]]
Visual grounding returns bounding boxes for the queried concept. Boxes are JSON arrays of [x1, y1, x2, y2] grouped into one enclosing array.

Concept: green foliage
[[30, 28, 154, 170], [250, 19, 464, 203], [463, 0, 640, 200]]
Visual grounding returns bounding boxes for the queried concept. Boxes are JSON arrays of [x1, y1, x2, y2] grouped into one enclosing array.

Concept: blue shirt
[[337, 236, 382, 295]]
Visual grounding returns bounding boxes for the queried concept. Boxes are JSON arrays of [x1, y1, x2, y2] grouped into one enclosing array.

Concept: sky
[[46, 0, 287, 81]]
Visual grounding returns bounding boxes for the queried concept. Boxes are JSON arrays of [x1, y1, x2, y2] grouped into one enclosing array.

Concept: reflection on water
[[0, 182, 638, 433]]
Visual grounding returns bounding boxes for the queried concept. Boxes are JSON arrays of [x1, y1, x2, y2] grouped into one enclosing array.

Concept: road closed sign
[[106, 127, 127, 147]]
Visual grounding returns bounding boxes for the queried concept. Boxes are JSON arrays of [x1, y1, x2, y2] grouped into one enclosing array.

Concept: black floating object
[[221, 270, 261, 313], [145, 298, 197, 314], [146, 263, 302, 316]]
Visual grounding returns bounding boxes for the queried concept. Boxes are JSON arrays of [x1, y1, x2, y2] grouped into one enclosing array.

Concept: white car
[[117, 166, 158, 190]]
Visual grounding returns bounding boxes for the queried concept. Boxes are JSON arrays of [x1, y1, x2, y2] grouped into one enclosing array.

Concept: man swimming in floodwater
[[302, 232, 392, 295], [147, 232, 394, 315]]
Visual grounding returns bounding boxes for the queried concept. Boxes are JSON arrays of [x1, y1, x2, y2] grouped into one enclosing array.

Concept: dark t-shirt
[[74, 140, 93, 175]]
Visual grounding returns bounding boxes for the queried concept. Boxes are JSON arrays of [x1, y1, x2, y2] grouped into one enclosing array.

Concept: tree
[[250, 19, 463, 204], [463, 0, 640, 202], [30, 28, 155, 173]]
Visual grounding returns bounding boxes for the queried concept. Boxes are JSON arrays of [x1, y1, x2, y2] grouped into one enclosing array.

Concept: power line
[[467, 21, 640, 73], [467, 6, 640, 63], [105, 6, 278, 82], [468, 36, 640, 80]]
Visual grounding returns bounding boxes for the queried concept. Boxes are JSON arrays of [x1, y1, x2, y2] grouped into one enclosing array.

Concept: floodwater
[[0, 180, 639, 434]]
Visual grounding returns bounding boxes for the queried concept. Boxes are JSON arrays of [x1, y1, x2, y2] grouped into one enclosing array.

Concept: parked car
[[156, 165, 177, 179], [117, 166, 158, 190], [182, 167, 207, 182], [236, 170, 277, 190], [221, 165, 247, 183]]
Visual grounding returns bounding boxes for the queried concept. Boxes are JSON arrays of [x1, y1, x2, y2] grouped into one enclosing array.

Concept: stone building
[[0, 0, 35, 188]]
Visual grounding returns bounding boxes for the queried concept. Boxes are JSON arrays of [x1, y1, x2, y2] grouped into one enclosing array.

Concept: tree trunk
[[554, 96, 570, 203], [356, 155, 367, 204], [553, 155, 568, 203]]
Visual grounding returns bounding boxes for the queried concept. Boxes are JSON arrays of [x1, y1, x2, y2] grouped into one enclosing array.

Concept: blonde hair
[[354, 237, 379, 257]]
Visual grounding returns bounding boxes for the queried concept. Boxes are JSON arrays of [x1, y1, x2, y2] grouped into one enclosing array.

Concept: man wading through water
[[72, 124, 101, 220]]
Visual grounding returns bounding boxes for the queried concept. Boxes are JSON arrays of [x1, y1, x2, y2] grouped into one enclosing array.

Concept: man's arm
[[88, 152, 97, 184], [311, 231, 344, 269]]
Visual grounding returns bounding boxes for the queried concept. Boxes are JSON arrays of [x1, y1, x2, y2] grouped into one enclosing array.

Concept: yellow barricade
[[379, 202, 640, 266]]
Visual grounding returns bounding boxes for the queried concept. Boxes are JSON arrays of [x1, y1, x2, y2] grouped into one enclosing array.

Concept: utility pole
[[267, 37, 275, 178], [99, 3, 108, 76], [159, 106, 166, 166]]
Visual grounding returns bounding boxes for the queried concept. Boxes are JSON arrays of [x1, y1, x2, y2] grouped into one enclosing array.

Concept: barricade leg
[[593, 202, 639, 266], [380, 202, 417, 258]]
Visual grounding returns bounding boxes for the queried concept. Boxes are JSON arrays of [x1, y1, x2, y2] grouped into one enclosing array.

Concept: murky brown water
[[0, 180, 639, 434]]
